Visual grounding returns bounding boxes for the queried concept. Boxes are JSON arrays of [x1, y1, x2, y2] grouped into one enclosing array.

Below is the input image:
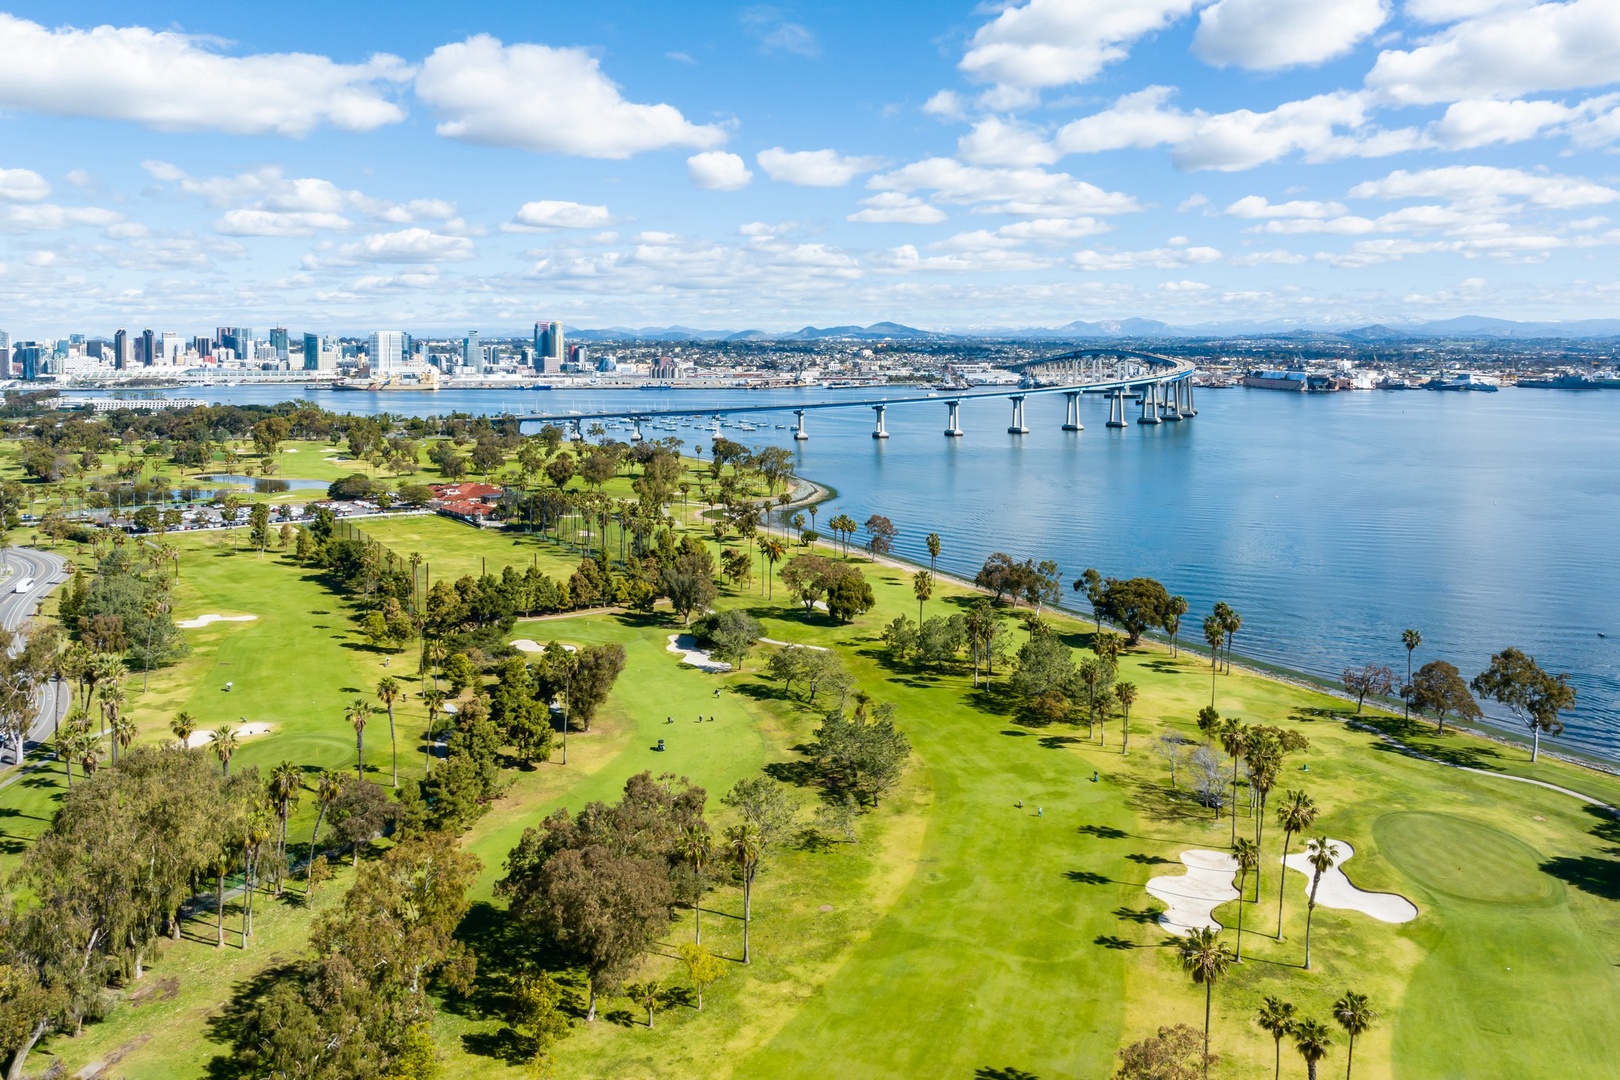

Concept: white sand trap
[[1283, 839, 1418, 924], [666, 633, 731, 673], [760, 638, 829, 651], [178, 613, 259, 629], [1147, 850, 1240, 936], [510, 639, 577, 654], [186, 722, 273, 749]]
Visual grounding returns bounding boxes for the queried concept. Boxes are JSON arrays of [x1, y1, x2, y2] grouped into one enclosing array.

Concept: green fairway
[[4, 513, 1619, 1080]]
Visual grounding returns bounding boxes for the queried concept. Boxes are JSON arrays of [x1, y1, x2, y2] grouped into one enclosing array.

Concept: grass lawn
[[2, 518, 1617, 1079]]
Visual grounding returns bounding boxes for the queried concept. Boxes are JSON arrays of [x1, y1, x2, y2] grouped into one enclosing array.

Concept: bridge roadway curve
[[511, 353, 1198, 427]]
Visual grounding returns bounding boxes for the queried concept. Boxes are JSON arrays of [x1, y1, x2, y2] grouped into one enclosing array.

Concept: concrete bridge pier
[[1106, 389, 1128, 428], [1162, 382, 1184, 422], [872, 404, 890, 439], [793, 409, 809, 441], [1138, 382, 1162, 425], [944, 400, 964, 437], [1062, 391, 1084, 431], [1183, 378, 1198, 416], [1007, 395, 1030, 435]]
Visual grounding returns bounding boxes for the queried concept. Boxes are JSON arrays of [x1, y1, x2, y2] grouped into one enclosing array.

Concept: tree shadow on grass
[[201, 962, 303, 1079], [1077, 824, 1126, 840], [763, 759, 818, 788], [1113, 905, 1162, 925], [1039, 734, 1081, 749], [1094, 935, 1146, 950], [1583, 803, 1620, 847], [1540, 856, 1620, 900], [975, 1068, 1041, 1080], [1125, 853, 1174, 866]]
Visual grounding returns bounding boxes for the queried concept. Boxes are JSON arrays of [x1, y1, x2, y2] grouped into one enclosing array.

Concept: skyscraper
[[113, 329, 130, 369], [369, 331, 404, 376], [303, 333, 320, 372], [15, 342, 44, 381], [269, 327, 289, 361], [0, 331, 9, 364], [463, 331, 482, 373], [141, 329, 156, 367]]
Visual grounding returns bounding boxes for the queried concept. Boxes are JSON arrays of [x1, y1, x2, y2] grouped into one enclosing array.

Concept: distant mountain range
[[565, 316, 1620, 343]]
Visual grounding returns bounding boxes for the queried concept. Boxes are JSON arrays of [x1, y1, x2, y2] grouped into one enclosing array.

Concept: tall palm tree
[[1115, 681, 1137, 756], [678, 823, 711, 944], [170, 711, 196, 748], [57, 716, 90, 789], [375, 676, 402, 788], [727, 822, 764, 964], [346, 698, 370, 781], [1294, 1018, 1334, 1080], [1276, 790, 1318, 939], [1215, 602, 1242, 674], [421, 687, 445, 774], [1177, 926, 1233, 1080], [1332, 991, 1377, 1079], [1165, 594, 1189, 657], [913, 570, 933, 624], [1203, 615, 1223, 704], [1401, 629, 1422, 718], [268, 761, 302, 895], [111, 712, 137, 763], [1255, 997, 1297, 1080], [925, 532, 941, 573], [762, 537, 785, 599], [211, 724, 240, 775], [1220, 720, 1249, 845], [1232, 838, 1258, 960], [309, 770, 344, 860], [1303, 836, 1340, 970]]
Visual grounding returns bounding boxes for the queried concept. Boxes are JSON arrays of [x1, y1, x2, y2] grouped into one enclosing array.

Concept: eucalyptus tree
[[1276, 790, 1318, 939], [1177, 926, 1233, 1079], [1471, 647, 1576, 762], [1407, 660, 1481, 734]]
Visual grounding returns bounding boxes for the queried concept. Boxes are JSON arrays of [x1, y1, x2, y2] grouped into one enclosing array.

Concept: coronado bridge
[[513, 349, 1200, 441]]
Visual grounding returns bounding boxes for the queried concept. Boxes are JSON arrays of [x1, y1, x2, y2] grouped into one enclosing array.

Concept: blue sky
[[1, 0, 1618, 334]]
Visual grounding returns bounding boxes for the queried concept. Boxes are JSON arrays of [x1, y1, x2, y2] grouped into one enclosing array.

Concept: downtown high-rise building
[[534, 321, 564, 373], [269, 327, 289, 361], [369, 331, 404, 376], [463, 330, 483, 373], [113, 329, 131, 369]]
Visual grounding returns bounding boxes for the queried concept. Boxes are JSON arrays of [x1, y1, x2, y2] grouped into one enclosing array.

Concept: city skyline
[[0, 1, 1618, 333]]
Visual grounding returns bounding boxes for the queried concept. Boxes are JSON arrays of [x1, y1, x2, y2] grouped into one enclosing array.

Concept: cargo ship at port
[[1427, 372, 1499, 392], [1516, 373, 1620, 389], [1242, 369, 1336, 392]]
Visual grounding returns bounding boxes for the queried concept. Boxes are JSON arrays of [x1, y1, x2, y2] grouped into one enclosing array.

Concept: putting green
[[1375, 812, 1558, 905]]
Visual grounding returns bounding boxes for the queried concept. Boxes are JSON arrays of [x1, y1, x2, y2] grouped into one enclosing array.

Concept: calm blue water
[[78, 383, 1620, 760]]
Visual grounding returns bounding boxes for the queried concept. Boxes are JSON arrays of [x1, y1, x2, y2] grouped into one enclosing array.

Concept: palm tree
[[925, 532, 941, 573], [111, 712, 137, 763], [268, 761, 302, 895], [170, 711, 196, 748], [913, 569, 933, 624], [727, 822, 764, 964], [1115, 681, 1137, 755], [1303, 836, 1340, 970], [1203, 615, 1223, 704], [57, 716, 90, 789], [1165, 594, 1188, 657], [421, 687, 445, 774], [1401, 629, 1422, 718], [346, 698, 370, 781], [678, 823, 711, 944], [214, 849, 232, 948], [1255, 997, 1297, 1080], [1215, 602, 1242, 674], [211, 724, 240, 775], [375, 676, 402, 788], [1232, 838, 1258, 960], [1332, 991, 1377, 1079], [309, 770, 344, 861], [627, 978, 663, 1029], [1177, 926, 1233, 1079], [1276, 790, 1318, 939], [1294, 1017, 1334, 1080], [1220, 720, 1249, 845], [762, 537, 785, 599]]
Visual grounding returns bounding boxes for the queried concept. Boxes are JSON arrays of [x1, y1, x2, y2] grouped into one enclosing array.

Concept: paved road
[[0, 547, 69, 759]]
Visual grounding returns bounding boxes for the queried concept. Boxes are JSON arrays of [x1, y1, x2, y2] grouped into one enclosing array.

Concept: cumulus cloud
[[756, 147, 882, 186], [216, 210, 353, 237], [142, 161, 454, 236], [846, 193, 948, 224], [1428, 98, 1577, 148], [741, 8, 820, 58], [0, 204, 123, 232], [868, 158, 1141, 217], [336, 228, 476, 264], [1349, 165, 1619, 208], [922, 90, 967, 121], [1071, 245, 1222, 271], [507, 200, 617, 230], [957, 118, 1059, 167], [687, 151, 754, 191], [960, 0, 1199, 90], [0, 167, 49, 202], [1056, 86, 1200, 153], [1225, 196, 1350, 219], [1194, 0, 1388, 70], [1366, 0, 1620, 104], [417, 35, 727, 158], [0, 13, 409, 135]]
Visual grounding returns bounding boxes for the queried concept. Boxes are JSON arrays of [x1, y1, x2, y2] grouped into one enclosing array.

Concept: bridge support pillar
[[630, 417, 644, 442], [1138, 383, 1162, 425], [1062, 390, 1083, 431], [1106, 390, 1128, 428], [793, 410, 809, 441], [1007, 395, 1029, 434], [1183, 378, 1197, 416], [944, 400, 964, 437], [1163, 381, 1184, 422], [871, 404, 889, 439]]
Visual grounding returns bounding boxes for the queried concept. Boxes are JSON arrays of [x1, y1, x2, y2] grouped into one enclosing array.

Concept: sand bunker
[[1146, 850, 1240, 936], [510, 639, 578, 654], [666, 633, 731, 673], [1283, 839, 1418, 924], [178, 614, 258, 629], [186, 722, 273, 749], [759, 638, 829, 651]]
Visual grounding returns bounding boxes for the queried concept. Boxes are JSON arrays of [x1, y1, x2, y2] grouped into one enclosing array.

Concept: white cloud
[[1367, 0, 1620, 104], [960, 0, 1199, 91], [742, 9, 820, 58], [1226, 196, 1350, 219], [0, 167, 49, 202], [687, 151, 754, 191], [922, 90, 967, 121], [0, 204, 123, 232], [1229, 248, 1309, 265], [1056, 86, 1201, 153], [847, 193, 948, 224], [868, 158, 1141, 216], [1194, 0, 1388, 70], [508, 200, 617, 230], [216, 209, 354, 237], [0, 13, 409, 135], [336, 228, 476, 264], [756, 147, 882, 186], [1428, 98, 1576, 148], [996, 217, 1112, 240], [957, 118, 1059, 167], [1349, 165, 1619, 208], [1405, 0, 1529, 22], [417, 35, 727, 158], [1071, 245, 1222, 270]]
